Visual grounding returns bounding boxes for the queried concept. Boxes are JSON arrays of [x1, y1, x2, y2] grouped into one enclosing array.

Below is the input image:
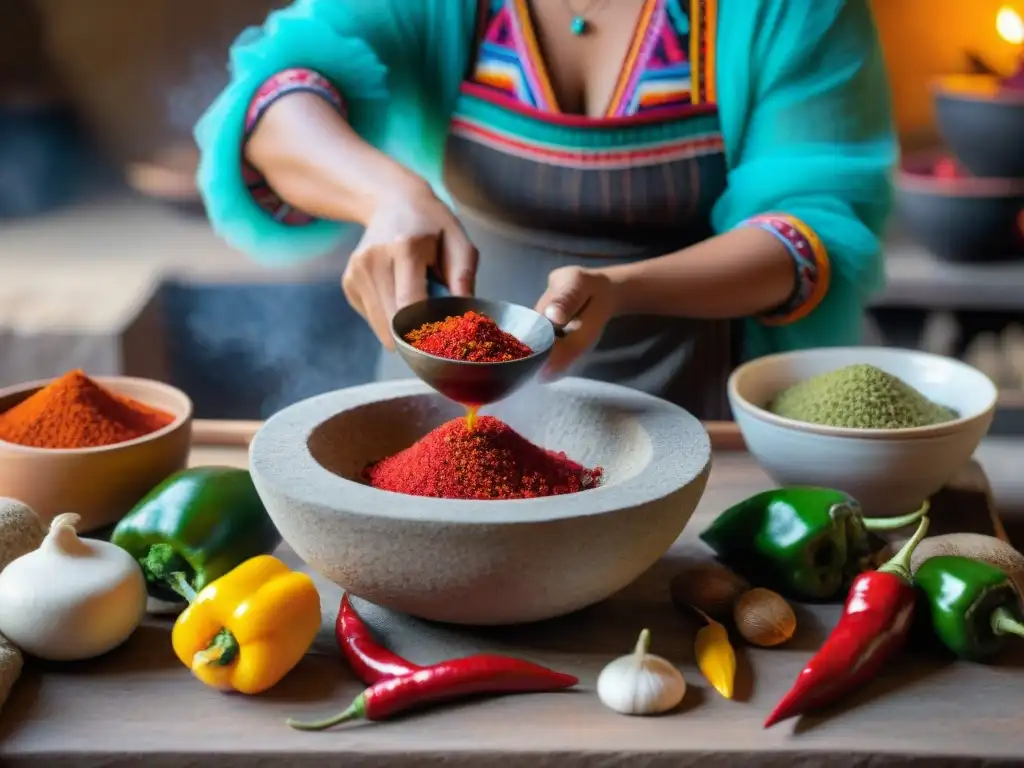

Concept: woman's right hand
[[342, 181, 478, 350]]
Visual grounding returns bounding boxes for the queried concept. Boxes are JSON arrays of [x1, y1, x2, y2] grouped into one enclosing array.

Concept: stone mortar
[[249, 377, 711, 625]]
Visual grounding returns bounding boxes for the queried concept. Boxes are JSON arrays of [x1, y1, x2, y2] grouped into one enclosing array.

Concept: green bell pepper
[[914, 554, 1024, 661], [111, 466, 281, 603], [699, 487, 929, 601]]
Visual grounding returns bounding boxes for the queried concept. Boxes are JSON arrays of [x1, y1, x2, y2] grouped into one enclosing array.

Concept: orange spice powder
[[0, 370, 175, 449]]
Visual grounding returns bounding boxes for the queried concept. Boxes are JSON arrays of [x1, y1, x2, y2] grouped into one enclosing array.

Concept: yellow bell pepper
[[171, 554, 321, 694]]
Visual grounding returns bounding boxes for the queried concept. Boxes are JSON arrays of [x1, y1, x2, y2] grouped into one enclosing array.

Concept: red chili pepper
[[764, 515, 930, 729], [335, 593, 421, 684], [287, 655, 579, 731]]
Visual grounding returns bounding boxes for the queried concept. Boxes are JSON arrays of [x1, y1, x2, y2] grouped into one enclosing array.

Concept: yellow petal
[[694, 614, 737, 700]]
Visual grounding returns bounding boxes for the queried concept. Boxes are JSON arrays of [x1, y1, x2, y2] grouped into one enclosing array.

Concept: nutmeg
[[670, 563, 750, 622], [734, 588, 796, 647]]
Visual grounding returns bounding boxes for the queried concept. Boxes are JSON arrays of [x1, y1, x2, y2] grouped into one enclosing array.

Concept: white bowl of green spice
[[727, 347, 997, 516]]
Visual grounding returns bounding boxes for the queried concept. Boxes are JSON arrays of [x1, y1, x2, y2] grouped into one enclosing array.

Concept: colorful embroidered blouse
[[240, 0, 830, 325], [470, 0, 698, 117]]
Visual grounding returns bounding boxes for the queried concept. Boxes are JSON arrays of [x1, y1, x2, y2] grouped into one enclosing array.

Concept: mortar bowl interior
[[249, 377, 712, 625]]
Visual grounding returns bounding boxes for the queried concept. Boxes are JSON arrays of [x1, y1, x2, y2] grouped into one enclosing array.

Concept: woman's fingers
[[363, 292, 395, 350], [365, 252, 398, 350], [341, 190, 476, 350], [340, 266, 365, 319], [343, 242, 397, 350], [438, 222, 478, 297], [545, 301, 604, 378], [536, 266, 616, 378], [391, 234, 435, 314], [535, 266, 591, 328]]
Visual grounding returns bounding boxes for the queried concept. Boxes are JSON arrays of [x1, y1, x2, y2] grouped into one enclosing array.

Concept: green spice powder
[[768, 363, 958, 429]]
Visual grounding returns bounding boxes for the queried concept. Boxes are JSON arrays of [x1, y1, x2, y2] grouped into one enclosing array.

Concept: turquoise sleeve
[[713, 0, 898, 358], [193, 0, 475, 266]]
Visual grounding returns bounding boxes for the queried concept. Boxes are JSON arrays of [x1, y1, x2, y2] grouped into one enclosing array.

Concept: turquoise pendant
[[570, 15, 587, 35]]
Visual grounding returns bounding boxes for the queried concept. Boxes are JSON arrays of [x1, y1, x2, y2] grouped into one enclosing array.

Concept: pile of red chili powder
[[404, 310, 533, 363], [365, 416, 603, 500]]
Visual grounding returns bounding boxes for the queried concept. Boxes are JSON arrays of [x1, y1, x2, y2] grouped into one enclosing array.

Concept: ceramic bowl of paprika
[[728, 347, 997, 517], [249, 377, 712, 626], [0, 375, 193, 532]]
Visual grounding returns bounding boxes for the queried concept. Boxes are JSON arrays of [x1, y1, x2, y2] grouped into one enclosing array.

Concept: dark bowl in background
[[895, 151, 1024, 264], [932, 75, 1024, 179]]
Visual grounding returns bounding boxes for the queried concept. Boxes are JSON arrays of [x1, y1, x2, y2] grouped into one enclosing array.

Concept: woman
[[195, 0, 896, 419]]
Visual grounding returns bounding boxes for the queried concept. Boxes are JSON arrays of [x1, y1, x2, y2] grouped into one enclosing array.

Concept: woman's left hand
[[535, 266, 619, 379]]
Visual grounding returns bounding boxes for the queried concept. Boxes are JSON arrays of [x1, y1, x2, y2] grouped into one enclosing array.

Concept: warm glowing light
[[997, 5, 1024, 45]]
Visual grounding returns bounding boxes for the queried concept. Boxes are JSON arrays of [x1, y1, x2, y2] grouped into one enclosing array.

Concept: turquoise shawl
[[195, 0, 897, 359]]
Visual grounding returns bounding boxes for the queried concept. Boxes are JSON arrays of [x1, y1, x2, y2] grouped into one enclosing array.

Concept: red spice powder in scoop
[[403, 310, 533, 363], [365, 416, 603, 500]]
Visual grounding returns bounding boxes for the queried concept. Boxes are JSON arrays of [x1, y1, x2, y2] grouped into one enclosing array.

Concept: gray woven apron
[[377, 110, 738, 419]]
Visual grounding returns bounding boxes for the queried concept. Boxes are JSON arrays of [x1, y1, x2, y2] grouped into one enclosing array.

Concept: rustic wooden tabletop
[[1, 422, 1022, 767]]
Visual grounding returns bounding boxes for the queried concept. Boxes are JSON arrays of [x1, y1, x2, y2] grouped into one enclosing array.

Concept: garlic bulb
[[596, 629, 686, 715], [0, 513, 147, 661]]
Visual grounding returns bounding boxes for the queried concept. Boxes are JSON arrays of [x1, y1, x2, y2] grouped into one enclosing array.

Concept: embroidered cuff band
[[242, 68, 346, 226], [743, 213, 831, 326]]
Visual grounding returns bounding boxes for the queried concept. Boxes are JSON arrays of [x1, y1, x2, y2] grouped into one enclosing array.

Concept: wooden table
[[1, 423, 1022, 767]]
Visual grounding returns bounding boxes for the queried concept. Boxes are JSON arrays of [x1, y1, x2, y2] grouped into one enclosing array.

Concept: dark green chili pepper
[[914, 555, 1024, 661], [699, 487, 929, 601], [111, 466, 281, 603]]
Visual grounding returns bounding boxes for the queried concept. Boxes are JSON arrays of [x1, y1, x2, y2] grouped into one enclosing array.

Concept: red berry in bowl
[[932, 157, 961, 179]]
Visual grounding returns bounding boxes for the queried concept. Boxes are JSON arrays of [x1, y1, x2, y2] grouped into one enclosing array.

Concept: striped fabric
[[444, 96, 727, 241], [470, 0, 698, 118], [449, 88, 723, 170], [473, 0, 557, 111]]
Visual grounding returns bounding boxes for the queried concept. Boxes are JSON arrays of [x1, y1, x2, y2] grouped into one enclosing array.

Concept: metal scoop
[[390, 295, 558, 407]]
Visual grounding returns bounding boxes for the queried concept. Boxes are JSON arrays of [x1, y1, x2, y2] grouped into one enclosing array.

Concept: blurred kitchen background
[[0, 0, 1023, 425]]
